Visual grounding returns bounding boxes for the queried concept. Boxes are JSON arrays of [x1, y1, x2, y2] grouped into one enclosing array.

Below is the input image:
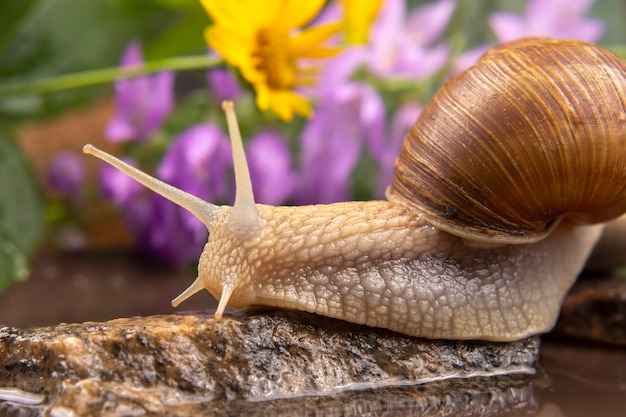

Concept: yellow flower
[[201, 0, 342, 121], [341, 0, 382, 44]]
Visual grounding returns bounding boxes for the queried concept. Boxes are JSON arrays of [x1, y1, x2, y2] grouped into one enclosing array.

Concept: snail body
[[84, 38, 626, 342], [195, 202, 603, 340]]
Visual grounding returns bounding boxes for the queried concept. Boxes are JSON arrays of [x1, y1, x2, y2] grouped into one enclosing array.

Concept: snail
[[84, 38, 626, 342]]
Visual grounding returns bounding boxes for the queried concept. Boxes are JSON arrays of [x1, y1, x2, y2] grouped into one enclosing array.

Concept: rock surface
[[0, 309, 539, 416]]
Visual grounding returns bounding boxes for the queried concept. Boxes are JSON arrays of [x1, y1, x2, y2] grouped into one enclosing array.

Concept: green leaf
[[0, 0, 200, 119], [0, 126, 44, 290], [0, 0, 37, 52]]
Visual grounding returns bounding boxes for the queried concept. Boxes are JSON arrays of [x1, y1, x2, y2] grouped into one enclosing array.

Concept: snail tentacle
[[82, 144, 219, 228], [171, 277, 204, 307], [222, 101, 261, 241]]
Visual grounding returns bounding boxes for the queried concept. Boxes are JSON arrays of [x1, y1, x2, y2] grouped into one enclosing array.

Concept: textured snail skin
[[83, 38, 626, 342], [198, 202, 603, 341]]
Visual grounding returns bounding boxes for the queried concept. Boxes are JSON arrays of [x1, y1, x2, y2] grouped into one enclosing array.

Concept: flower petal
[[371, 0, 405, 49], [246, 130, 296, 204], [298, 105, 360, 203], [277, 0, 326, 30], [341, 0, 383, 44], [205, 26, 254, 68], [120, 40, 143, 67], [292, 22, 343, 48], [559, 19, 605, 42], [106, 42, 175, 142], [274, 91, 312, 120], [254, 83, 272, 111], [201, 0, 340, 121], [488, 12, 526, 42], [394, 42, 449, 79], [207, 68, 242, 103], [267, 92, 295, 121], [200, 0, 241, 29], [313, 47, 367, 99], [241, 0, 283, 28], [203, 0, 284, 31], [254, 85, 312, 121], [291, 23, 343, 56], [490, 0, 605, 43], [158, 123, 232, 202], [144, 71, 175, 136], [294, 45, 342, 59], [406, 0, 456, 46], [291, 95, 313, 118], [376, 103, 421, 197], [127, 194, 206, 265], [48, 152, 85, 196], [100, 156, 143, 207], [105, 115, 135, 142]]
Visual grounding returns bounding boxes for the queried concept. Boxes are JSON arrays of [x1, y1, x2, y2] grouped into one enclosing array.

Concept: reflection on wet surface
[[537, 342, 626, 417], [0, 252, 624, 416]]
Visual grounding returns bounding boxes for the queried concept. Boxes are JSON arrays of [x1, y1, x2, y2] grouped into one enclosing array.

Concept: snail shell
[[388, 38, 626, 243]]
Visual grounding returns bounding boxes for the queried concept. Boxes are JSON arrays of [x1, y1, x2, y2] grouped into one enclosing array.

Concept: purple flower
[[48, 151, 85, 196], [298, 49, 386, 204], [246, 130, 296, 205], [106, 41, 175, 142], [124, 194, 205, 265], [158, 123, 232, 203], [298, 112, 358, 204], [454, 0, 604, 74], [156, 123, 232, 252], [294, 1, 450, 204], [489, 0, 605, 43], [207, 68, 242, 104], [99, 156, 143, 207], [375, 103, 422, 198], [367, 0, 455, 79]]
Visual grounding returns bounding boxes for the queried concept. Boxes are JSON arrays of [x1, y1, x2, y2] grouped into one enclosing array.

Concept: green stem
[[0, 55, 223, 96]]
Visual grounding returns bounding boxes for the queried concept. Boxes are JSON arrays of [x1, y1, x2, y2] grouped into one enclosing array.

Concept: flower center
[[254, 28, 296, 90]]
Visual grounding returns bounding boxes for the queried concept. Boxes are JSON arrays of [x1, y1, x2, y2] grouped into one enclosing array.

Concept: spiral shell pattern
[[388, 38, 626, 243]]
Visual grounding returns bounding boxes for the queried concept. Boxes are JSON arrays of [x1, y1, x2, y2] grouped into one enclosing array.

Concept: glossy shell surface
[[388, 38, 626, 242]]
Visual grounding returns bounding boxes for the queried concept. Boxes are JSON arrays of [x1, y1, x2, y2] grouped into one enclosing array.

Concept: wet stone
[[0, 309, 540, 416]]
